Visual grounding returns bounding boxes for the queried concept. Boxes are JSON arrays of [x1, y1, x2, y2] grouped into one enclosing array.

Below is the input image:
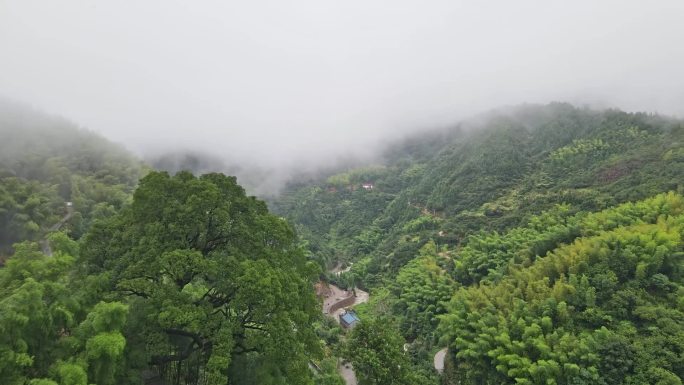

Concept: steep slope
[[437, 192, 684, 384], [274, 103, 684, 280], [274, 104, 684, 384], [273, 103, 684, 384], [0, 100, 145, 254]]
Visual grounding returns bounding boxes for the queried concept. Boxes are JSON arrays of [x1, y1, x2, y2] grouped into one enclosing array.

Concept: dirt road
[[318, 281, 369, 385], [434, 348, 447, 374], [338, 361, 358, 385]]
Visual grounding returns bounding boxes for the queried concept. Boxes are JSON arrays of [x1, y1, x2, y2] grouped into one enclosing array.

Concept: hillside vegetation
[[274, 104, 684, 384], [1, 102, 683, 385], [0, 100, 145, 255], [0, 103, 331, 385], [1, 171, 322, 385], [275, 104, 683, 277], [438, 192, 684, 384]]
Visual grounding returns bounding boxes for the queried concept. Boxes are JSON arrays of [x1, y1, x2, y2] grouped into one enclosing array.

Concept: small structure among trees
[[339, 310, 360, 329]]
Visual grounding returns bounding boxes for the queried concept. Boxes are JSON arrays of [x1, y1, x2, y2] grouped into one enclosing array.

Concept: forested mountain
[[2, 102, 683, 385], [274, 103, 684, 384], [438, 192, 684, 384], [0, 102, 327, 385], [274, 104, 683, 275], [0, 100, 145, 255]]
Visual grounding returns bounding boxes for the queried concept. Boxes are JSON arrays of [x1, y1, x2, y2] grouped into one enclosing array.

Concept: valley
[[3, 2, 684, 384], [1, 102, 683, 385]]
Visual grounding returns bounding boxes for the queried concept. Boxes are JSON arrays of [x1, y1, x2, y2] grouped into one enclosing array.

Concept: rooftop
[[340, 311, 360, 325]]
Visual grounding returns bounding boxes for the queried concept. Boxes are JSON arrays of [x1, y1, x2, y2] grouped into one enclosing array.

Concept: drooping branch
[[150, 328, 206, 365], [119, 288, 150, 298], [243, 323, 267, 332], [201, 234, 230, 256], [205, 289, 236, 308]]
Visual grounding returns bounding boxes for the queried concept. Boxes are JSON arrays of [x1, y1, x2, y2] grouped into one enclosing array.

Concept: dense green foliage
[[0, 170, 322, 385], [0, 235, 130, 385], [342, 319, 414, 385], [275, 104, 684, 384], [0, 100, 144, 255], [275, 104, 684, 278], [81, 171, 322, 384], [0, 103, 330, 384], [439, 192, 684, 384], [3, 102, 684, 385], [394, 241, 457, 340]]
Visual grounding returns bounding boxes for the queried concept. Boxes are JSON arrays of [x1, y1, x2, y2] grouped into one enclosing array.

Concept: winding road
[[318, 281, 369, 385], [40, 203, 74, 256]]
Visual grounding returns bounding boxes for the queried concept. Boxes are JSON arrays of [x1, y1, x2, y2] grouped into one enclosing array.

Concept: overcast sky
[[1, 0, 684, 173]]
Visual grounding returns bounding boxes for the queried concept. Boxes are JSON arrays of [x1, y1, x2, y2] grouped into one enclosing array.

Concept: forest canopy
[[1, 171, 321, 385], [2, 102, 684, 385], [275, 104, 684, 385], [0, 100, 145, 255]]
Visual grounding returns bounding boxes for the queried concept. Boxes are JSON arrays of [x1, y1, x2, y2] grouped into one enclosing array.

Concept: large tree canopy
[[342, 319, 413, 385], [81, 171, 320, 385]]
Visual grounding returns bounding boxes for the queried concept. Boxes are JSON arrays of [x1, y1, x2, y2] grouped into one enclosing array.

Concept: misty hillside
[[1, 101, 683, 385], [4, 1, 684, 384], [275, 103, 684, 273], [147, 151, 292, 197], [0, 100, 145, 254], [273, 103, 684, 384]]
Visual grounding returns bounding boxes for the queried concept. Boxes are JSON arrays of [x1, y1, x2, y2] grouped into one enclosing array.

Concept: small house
[[362, 183, 374, 190], [339, 310, 360, 329]]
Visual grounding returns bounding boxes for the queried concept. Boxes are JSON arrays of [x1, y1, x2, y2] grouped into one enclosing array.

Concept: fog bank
[[1, 0, 683, 191]]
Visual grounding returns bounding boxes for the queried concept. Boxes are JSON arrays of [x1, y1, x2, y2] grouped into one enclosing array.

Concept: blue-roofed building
[[339, 310, 360, 329]]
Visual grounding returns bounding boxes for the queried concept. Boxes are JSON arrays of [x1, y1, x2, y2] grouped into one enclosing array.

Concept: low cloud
[[1, 0, 683, 194]]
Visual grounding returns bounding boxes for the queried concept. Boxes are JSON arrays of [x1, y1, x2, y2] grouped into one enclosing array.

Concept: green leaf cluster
[[438, 193, 684, 384]]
